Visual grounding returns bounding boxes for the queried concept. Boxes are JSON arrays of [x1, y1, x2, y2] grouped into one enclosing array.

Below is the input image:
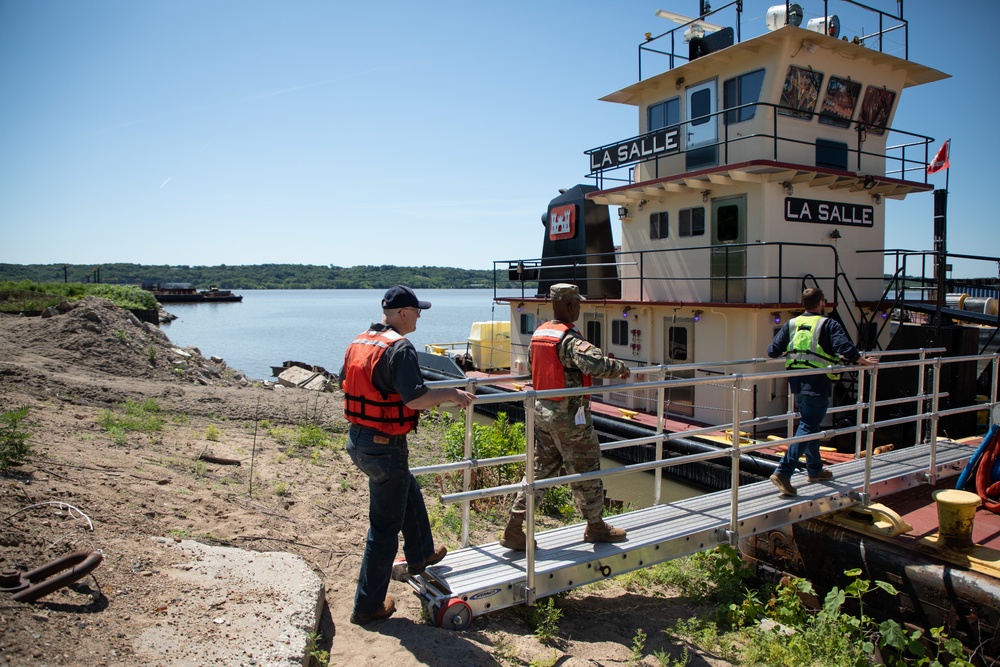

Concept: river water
[[161, 288, 521, 381], [161, 288, 701, 507]]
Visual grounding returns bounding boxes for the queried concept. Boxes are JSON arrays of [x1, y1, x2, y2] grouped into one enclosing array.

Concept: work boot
[[770, 473, 797, 497], [349, 594, 395, 626], [408, 544, 447, 575], [807, 469, 834, 483], [583, 520, 627, 543], [498, 517, 536, 551]]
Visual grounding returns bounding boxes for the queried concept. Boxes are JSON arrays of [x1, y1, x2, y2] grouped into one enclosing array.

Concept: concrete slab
[[277, 366, 318, 388], [134, 537, 324, 666], [301, 374, 329, 392]]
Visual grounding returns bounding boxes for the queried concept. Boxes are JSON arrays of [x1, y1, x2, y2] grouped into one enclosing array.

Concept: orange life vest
[[530, 321, 592, 401], [342, 328, 420, 435]]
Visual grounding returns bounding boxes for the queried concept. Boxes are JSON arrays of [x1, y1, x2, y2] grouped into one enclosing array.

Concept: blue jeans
[[776, 393, 829, 479], [347, 425, 435, 616]]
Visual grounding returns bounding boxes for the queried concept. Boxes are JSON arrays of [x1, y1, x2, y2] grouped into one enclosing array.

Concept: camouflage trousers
[[508, 400, 605, 524]]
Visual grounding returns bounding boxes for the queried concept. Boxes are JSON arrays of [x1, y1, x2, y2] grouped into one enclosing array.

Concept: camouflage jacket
[[532, 322, 628, 418]]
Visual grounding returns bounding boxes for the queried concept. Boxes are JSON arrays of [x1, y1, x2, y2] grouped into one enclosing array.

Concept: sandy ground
[[0, 297, 730, 666]]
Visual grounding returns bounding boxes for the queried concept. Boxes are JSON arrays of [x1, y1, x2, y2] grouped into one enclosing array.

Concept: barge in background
[[143, 282, 243, 303]]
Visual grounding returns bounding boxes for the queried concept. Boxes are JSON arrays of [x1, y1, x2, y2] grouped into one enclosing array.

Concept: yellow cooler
[[468, 321, 510, 371]]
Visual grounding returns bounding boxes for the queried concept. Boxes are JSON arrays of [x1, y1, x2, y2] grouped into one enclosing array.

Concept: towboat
[[420, 0, 1000, 655]]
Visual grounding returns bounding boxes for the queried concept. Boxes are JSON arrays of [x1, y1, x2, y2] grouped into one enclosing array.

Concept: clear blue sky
[[1, 1, 997, 277]]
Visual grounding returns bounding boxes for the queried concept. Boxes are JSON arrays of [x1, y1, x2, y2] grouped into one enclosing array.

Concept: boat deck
[[411, 439, 976, 627]]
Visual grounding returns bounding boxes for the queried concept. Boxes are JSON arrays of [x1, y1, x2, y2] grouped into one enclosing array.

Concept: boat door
[[710, 195, 747, 302], [663, 317, 695, 417], [685, 79, 718, 170]]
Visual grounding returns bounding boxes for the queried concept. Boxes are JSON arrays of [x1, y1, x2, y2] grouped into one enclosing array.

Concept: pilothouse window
[[648, 97, 680, 131], [723, 69, 765, 124]]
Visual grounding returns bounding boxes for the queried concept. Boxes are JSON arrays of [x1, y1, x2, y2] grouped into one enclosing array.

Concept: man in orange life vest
[[342, 285, 475, 625], [499, 283, 631, 550]]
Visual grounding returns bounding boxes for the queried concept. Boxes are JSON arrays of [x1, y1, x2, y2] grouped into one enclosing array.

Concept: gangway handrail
[[422, 348, 995, 524], [414, 349, 952, 482], [410, 348, 998, 618]]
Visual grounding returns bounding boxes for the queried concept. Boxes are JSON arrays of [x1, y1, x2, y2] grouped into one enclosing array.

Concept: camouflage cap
[[549, 283, 585, 301]]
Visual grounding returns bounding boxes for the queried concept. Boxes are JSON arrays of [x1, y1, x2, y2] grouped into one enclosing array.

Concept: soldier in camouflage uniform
[[499, 283, 631, 550]]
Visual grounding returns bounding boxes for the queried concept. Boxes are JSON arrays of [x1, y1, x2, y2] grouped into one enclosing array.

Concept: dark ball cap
[[382, 285, 431, 310]]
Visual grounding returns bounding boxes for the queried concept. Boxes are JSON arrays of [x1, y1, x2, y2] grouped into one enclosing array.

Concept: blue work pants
[[347, 425, 434, 616], [776, 393, 829, 479]]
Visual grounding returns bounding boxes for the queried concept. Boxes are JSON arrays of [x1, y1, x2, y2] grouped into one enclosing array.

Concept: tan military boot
[[499, 524, 527, 551], [584, 520, 627, 543], [498, 516, 537, 551]]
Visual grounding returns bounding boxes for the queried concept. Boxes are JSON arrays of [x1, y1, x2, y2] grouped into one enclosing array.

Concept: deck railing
[[584, 100, 935, 191], [637, 0, 909, 81], [499, 239, 846, 306], [412, 347, 998, 604]]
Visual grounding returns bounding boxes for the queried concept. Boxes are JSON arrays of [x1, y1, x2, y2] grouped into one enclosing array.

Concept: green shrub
[[441, 412, 572, 516], [667, 566, 974, 667], [527, 597, 563, 645], [0, 406, 33, 469]]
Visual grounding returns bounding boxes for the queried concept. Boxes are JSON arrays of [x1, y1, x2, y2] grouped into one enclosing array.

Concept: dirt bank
[[0, 297, 725, 666]]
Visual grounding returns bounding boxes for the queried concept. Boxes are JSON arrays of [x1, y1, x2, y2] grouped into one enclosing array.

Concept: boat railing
[[499, 239, 847, 307], [585, 100, 935, 191], [413, 347, 998, 600], [638, 0, 908, 81], [874, 249, 1000, 301]]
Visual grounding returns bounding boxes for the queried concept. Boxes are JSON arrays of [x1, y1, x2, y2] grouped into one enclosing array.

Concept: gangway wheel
[[436, 598, 473, 631]]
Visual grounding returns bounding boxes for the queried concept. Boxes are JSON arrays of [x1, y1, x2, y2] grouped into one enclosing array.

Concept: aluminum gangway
[[403, 350, 998, 630]]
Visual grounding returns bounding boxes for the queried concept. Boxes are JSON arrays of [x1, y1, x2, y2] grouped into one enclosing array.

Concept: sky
[[1, 1, 998, 277]]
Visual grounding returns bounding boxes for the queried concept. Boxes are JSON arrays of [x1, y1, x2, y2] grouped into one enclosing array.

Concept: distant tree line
[[0, 263, 532, 290]]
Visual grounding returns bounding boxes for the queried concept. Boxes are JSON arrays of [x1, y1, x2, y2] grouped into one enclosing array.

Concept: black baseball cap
[[382, 285, 431, 310]]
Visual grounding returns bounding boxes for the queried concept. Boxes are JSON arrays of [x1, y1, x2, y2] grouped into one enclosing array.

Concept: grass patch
[[98, 398, 163, 444]]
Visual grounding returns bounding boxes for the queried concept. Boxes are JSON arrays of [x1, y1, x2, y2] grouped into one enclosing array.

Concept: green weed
[[305, 631, 329, 667], [527, 597, 562, 645], [0, 406, 33, 470], [205, 424, 220, 441], [628, 629, 646, 666]]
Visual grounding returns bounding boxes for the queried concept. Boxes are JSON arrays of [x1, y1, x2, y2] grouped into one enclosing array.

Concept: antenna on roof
[[655, 8, 724, 41]]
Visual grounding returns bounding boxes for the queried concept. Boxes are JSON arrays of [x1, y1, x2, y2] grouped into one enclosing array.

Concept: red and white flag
[[927, 139, 950, 174]]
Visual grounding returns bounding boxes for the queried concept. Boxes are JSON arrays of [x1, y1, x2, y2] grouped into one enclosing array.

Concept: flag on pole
[[927, 139, 950, 174]]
